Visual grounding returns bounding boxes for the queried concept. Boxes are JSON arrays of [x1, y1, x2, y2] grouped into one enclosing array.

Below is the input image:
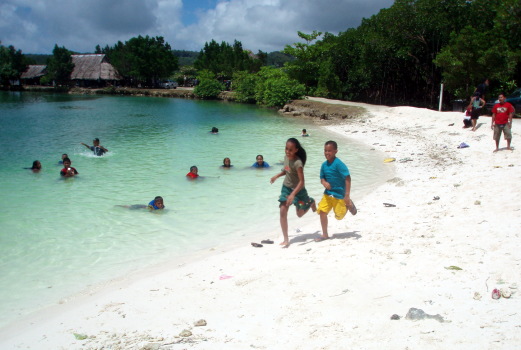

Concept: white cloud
[[0, 0, 393, 54]]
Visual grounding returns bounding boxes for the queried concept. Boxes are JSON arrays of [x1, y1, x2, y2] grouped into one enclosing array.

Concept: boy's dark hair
[[94, 138, 100, 142], [62, 153, 68, 157], [154, 196, 163, 201], [190, 165, 197, 172], [287, 137, 307, 165], [63, 157, 71, 163], [325, 140, 338, 149], [256, 154, 263, 159], [31, 160, 40, 169]]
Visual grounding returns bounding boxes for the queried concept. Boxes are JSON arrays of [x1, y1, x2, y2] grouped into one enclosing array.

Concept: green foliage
[[194, 40, 266, 79], [232, 70, 257, 103], [254, 66, 306, 107], [99, 35, 178, 86], [193, 70, 224, 99], [0, 44, 27, 85], [46, 44, 74, 85]]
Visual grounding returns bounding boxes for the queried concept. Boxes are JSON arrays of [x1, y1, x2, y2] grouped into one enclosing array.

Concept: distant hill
[[25, 54, 51, 65], [173, 50, 199, 66]]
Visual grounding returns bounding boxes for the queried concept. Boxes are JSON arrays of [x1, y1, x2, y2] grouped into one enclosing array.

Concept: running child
[[270, 137, 316, 247], [315, 140, 356, 242]]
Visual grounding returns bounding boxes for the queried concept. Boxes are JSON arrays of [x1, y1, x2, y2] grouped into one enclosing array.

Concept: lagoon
[[0, 92, 391, 327]]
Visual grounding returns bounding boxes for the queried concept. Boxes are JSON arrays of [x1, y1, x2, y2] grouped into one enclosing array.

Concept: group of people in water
[[27, 128, 356, 246], [27, 138, 108, 177]]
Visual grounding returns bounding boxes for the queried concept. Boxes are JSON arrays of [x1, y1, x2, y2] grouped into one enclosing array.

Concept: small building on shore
[[70, 54, 121, 87], [20, 65, 47, 85]]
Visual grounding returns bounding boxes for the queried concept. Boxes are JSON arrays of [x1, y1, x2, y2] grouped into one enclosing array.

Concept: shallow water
[[0, 91, 392, 327]]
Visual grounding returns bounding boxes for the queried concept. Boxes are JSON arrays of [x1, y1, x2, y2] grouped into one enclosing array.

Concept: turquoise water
[[0, 92, 391, 327]]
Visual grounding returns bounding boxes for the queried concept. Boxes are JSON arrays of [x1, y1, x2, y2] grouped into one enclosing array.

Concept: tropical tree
[[193, 69, 224, 99], [0, 43, 27, 86], [99, 36, 178, 86], [194, 39, 266, 79], [254, 66, 305, 107], [46, 44, 74, 85]]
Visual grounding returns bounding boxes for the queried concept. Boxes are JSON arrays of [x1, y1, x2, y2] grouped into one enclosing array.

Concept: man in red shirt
[[491, 93, 515, 152]]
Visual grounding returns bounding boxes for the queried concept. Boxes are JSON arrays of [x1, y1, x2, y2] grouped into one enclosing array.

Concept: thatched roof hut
[[71, 54, 121, 86], [21, 65, 47, 79]]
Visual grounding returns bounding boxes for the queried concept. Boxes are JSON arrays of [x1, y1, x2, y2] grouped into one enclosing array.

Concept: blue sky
[[0, 0, 394, 54]]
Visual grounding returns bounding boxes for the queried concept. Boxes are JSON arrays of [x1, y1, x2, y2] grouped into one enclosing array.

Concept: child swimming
[[270, 138, 316, 247], [116, 196, 165, 210], [186, 165, 199, 179], [252, 154, 270, 168], [26, 160, 41, 172], [59, 158, 78, 177]]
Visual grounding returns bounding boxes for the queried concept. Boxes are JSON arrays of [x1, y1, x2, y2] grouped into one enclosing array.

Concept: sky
[[1, 0, 394, 55]]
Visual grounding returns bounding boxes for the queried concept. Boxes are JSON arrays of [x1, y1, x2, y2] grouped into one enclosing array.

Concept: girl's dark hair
[[31, 160, 41, 169], [190, 165, 198, 172], [287, 137, 307, 166]]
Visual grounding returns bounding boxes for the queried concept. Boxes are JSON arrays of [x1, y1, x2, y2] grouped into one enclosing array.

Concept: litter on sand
[[383, 203, 396, 207], [457, 142, 470, 148]]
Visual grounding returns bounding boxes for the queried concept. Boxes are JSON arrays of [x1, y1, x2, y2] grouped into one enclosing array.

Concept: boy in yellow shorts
[[315, 140, 356, 241]]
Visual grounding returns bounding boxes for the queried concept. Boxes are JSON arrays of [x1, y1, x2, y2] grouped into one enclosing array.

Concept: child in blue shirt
[[315, 140, 356, 241]]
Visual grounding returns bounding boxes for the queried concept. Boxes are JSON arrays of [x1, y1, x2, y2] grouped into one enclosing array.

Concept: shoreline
[[1, 97, 520, 349]]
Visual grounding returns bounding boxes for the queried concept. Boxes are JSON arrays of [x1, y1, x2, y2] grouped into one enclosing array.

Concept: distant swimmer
[[59, 153, 68, 165], [221, 157, 233, 168], [252, 154, 270, 168], [116, 196, 165, 210], [60, 157, 78, 177], [301, 128, 310, 137], [25, 160, 41, 172], [210, 127, 219, 134], [81, 138, 108, 156], [186, 165, 199, 179]]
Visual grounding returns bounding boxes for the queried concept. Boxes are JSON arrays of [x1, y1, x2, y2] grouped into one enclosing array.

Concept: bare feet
[[314, 235, 329, 242], [280, 241, 289, 248], [493, 149, 499, 153]]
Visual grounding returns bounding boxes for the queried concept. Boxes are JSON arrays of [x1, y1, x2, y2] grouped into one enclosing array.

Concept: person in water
[[270, 138, 316, 248], [60, 158, 78, 177], [59, 154, 68, 164], [26, 160, 41, 172], [301, 128, 310, 137], [210, 127, 219, 134], [222, 157, 233, 168], [116, 196, 165, 210], [186, 165, 199, 179], [252, 154, 270, 168], [81, 138, 108, 156]]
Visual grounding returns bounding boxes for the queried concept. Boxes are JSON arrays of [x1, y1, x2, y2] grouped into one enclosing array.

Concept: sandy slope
[[1, 98, 520, 350]]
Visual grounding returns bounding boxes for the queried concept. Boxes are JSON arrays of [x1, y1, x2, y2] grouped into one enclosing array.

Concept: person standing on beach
[[468, 92, 485, 131], [491, 93, 514, 152], [270, 138, 316, 248], [81, 138, 108, 156], [474, 78, 489, 100], [315, 141, 356, 242]]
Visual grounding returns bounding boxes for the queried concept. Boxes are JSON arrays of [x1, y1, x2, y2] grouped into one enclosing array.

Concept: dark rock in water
[[405, 308, 445, 323], [390, 314, 401, 320]]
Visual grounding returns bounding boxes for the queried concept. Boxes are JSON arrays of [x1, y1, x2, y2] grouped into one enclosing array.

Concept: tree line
[[2, 0, 520, 108]]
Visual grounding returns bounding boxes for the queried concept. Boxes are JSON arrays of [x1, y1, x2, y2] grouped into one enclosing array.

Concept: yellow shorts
[[317, 194, 347, 220]]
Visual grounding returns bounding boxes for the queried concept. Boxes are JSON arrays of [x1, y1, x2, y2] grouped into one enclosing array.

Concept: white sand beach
[[1, 98, 520, 349]]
